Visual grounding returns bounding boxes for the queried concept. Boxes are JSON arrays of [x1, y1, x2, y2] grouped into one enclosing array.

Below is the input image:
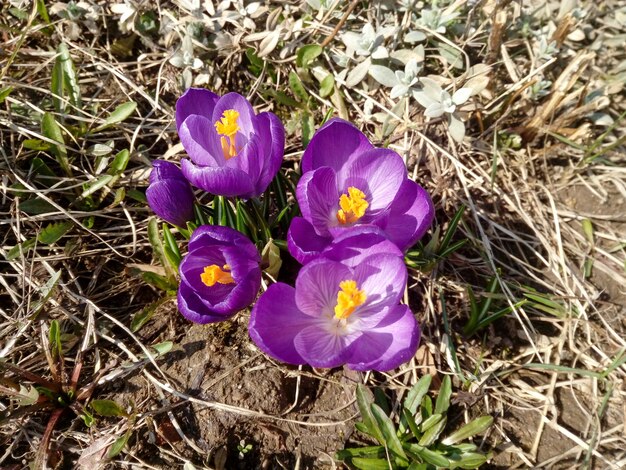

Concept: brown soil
[[113, 306, 357, 469]]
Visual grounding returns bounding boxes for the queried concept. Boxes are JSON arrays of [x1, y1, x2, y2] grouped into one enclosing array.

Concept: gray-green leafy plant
[[337, 376, 493, 469], [414, 78, 472, 142], [369, 59, 423, 100], [342, 23, 396, 87]]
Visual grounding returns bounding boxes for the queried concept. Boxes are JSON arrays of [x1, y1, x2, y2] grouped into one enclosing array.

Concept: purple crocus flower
[[249, 227, 420, 371], [146, 160, 195, 227], [177, 225, 261, 324], [176, 88, 285, 198], [287, 118, 435, 264]]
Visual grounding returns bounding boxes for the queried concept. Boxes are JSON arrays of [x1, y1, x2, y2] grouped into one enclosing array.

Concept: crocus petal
[[287, 217, 332, 265], [294, 324, 352, 368], [295, 258, 353, 317], [253, 112, 285, 195], [297, 167, 339, 236], [248, 283, 309, 365], [149, 160, 186, 183], [347, 305, 419, 371], [353, 253, 407, 310], [224, 133, 263, 182], [177, 282, 235, 324], [212, 92, 257, 139], [181, 158, 255, 197], [188, 224, 252, 251], [175, 88, 220, 131], [320, 226, 403, 267], [179, 245, 229, 296], [382, 179, 435, 251], [177, 225, 261, 324], [341, 148, 405, 215], [179, 115, 225, 167], [146, 161, 195, 227], [301, 118, 372, 174]]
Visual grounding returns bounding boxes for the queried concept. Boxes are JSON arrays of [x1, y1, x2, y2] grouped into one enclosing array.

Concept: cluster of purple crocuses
[[147, 89, 435, 372]]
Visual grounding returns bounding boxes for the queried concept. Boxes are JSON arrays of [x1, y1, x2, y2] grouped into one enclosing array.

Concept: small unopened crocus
[[287, 118, 435, 264], [146, 160, 195, 227], [249, 227, 420, 371], [176, 88, 285, 198], [178, 225, 261, 324]]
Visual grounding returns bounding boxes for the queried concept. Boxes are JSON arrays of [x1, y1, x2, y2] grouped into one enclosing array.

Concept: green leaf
[[449, 452, 491, 469], [263, 89, 304, 109], [301, 112, 315, 147], [582, 218, 594, 244], [370, 403, 407, 460], [0, 86, 13, 104], [296, 44, 323, 68], [108, 432, 130, 458], [351, 458, 394, 470], [36, 0, 51, 24], [23, 139, 51, 151], [435, 375, 452, 414], [442, 416, 493, 446], [420, 413, 443, 432], [336, 446, 386, 460], [421, 395, 432, 419], [319, 74, 335, 98], [41, 112, 71, 176], [148, 218, 169, 272], [418, 415, 447, 447], [142, 272, 177, 292], [110, 187, 126, 207], [404, 375, 432, 415], [30, 157, 56, 178], [81, 410, 95, 427], [245, 47, 264, 76], [289, 71, 309, 104], [90, 399, 126, 417], [162, 223, 181, 267], [131, 297, 170, 332], [151, 341, 173, 355], [94, 102, 137, 132], [19, 198, 56, 215], [6, 238, 36, 260], [81, 174, 113, 198], [49, 319, 62, 359], [402, 407, 422, 440], [31, 270, 62, 316], [356, 385, 384, 444], [127, 189, 147, 204], [439, 206, 465, 253], [51, 43, 82, 114], [404, 443, 451, 468], [38, 221, 72, 245], [107, 149, 130, 176]]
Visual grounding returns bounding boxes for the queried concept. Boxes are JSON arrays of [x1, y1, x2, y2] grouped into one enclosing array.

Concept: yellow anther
[[200, 264, 234, 287], [214, 110, 240, 137], [214, 109, 240, 159], [334, 280, 366, 320], [336, 187, 369, 225]]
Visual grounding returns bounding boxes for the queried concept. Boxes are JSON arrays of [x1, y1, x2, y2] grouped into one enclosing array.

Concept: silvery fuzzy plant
[[414, 77, 473, 143], [169, 31, 205, 89], [403, 7, 461, 43], [403, 5, 464, 68], [342, 22, 396, 87], [369, 58, 423, 100]]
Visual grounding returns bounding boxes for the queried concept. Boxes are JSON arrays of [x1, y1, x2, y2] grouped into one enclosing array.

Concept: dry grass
[[1, 0, 625, 468]]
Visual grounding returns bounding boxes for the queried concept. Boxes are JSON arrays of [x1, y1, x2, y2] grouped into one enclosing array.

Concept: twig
[[320, 0, 360, 48]]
